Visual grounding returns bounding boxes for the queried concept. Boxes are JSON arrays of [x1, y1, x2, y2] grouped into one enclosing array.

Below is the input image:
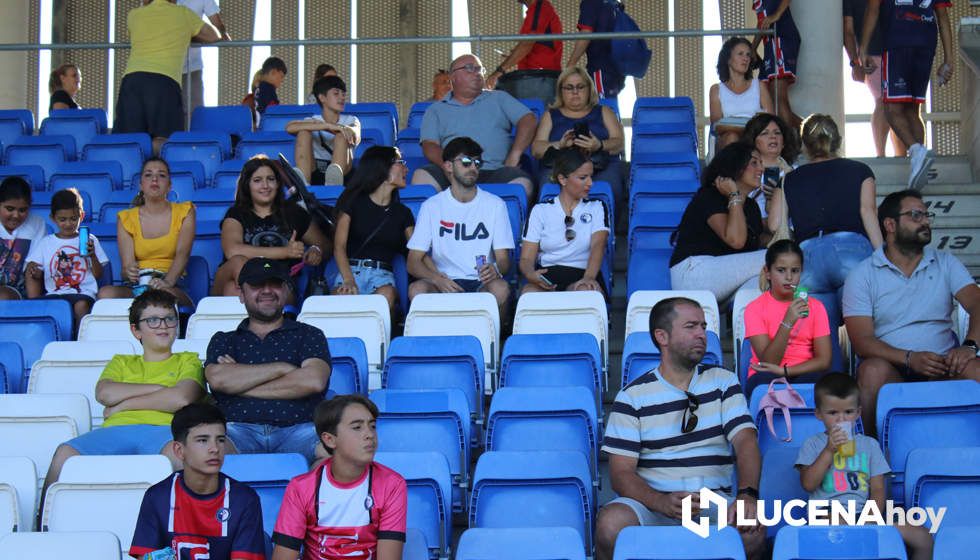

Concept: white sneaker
[[908, 145, 934, 190]]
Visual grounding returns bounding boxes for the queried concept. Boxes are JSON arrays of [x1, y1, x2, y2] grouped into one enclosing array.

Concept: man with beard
[[407, 137, 514, 318], [843, 190, 980, 436], [596, 298, 765, 560], [204, 257, 331, 463]]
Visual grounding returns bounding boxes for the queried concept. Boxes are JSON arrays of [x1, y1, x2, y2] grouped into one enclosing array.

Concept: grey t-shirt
[[795, 433, 890, 510]]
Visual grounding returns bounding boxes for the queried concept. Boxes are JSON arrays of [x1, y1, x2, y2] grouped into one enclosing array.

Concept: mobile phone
[[538, 274, 555, 287], [573, 122, 590, 138], [763, 167, 781, 187]]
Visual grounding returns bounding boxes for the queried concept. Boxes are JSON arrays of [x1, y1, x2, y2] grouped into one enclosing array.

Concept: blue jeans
[[226, 421, 319, 464], [799, 232, 873, 294]]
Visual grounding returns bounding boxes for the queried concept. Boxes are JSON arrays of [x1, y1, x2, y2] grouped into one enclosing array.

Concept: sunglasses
[[454, 156, 483, 169], [681, 391, 700, 433], [564, 215, 576, 241]]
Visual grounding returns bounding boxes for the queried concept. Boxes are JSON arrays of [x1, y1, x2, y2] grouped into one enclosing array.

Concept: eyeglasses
[[897, 210, 935, 223], [561, 84, 589, 92], [564, 215, 576, 242], [454, 156, 483, 169], [139, 315, 178, 329], [681, 391, 700, 433], [393, 159, 407, 167], [451, 63, 485, 75]]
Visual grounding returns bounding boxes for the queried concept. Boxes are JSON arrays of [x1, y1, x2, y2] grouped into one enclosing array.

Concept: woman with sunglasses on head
[[532, 67, 626, 217], [331, 146, 415, 317], [520, 148, 608, 295]]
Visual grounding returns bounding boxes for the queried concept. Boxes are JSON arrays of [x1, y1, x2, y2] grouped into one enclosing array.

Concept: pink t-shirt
[[272, 458, 407, 559], [744, 291, 831, 377]]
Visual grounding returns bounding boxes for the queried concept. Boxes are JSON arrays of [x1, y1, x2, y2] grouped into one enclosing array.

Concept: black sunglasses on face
[[564, 215, 576, 241], [454, 156, 483, 169], [681, 391, 700, 433]]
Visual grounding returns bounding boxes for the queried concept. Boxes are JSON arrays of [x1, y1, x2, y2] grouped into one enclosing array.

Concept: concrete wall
[[0, 2, 33, 111], [789, 0, 844, 134]]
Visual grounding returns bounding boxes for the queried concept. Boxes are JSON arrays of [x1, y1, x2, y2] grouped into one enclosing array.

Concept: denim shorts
[[67, 424, 174, 455], [226, 421, 319, 464], [332, 263, 395, 294]]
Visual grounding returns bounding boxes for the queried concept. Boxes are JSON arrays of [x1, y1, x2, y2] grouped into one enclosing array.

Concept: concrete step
[[857, 156, 974, 187]]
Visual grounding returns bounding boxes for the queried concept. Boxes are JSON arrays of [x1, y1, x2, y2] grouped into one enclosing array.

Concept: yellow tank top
[[118, 201, 194, 272]]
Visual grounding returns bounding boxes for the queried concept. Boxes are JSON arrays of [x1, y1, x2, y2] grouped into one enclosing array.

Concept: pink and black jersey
[[130, 472, 265, 560], [878, 0, 952, 49], [273, 459, 407, 560]]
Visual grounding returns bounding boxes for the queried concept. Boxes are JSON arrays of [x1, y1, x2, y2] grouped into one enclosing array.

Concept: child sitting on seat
[[795, 373, 933, 559], [25, 187, 109, 331], [0, 176, 46, 301]]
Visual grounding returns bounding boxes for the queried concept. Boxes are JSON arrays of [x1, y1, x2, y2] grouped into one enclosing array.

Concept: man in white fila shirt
[[406, 136, 515, 318]]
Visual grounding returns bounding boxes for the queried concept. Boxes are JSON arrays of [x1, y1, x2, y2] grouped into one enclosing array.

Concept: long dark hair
[[700, 142, 755, 192], [234, 155, 289, 224], [741, 113, 800, 165], [336, 146, 402, 211], [550, 148, 591, 185], [716, 37, 753, 82]]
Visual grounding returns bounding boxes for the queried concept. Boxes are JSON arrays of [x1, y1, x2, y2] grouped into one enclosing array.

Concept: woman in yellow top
[[97, 158, 196, 306]]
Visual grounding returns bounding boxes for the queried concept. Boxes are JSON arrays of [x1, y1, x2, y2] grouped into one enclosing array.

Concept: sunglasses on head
[[681, 391, 700, 433], [564, 215, 576, 242], [454, 156, 483, 169]]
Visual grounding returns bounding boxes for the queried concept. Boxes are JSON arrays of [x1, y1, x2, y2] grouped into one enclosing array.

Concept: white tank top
[[719, 79, 762, 118]]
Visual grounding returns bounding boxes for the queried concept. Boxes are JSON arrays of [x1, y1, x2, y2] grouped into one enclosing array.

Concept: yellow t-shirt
[[99, 351, 205, 427], [118, 201, 194, 273], [124, 0, 205, 84]]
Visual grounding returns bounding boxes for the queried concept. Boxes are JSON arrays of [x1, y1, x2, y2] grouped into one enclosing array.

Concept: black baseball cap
[[238, 257, 290, 287]]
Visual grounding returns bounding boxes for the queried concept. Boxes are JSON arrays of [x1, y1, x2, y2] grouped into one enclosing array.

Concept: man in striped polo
[[596, 297, 765, 560]]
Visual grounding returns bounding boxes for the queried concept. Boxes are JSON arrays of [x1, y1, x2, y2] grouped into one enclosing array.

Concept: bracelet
[[308, 245, 322, 253], [784, 364, 789, 376], [780, 321, 793, 330], [905, 350, 913, 374]]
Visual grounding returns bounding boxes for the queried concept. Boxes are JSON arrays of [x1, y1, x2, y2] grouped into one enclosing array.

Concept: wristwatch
[[737, 487, 759, 499], [963, 339, 979, 355]]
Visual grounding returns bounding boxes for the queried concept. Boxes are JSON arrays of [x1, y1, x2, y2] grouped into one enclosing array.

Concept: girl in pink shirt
[[744, 240, 832, 397]]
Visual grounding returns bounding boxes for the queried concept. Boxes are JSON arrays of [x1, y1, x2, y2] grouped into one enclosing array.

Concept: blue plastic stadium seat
[[630, 153, 701, 185], [0, 165, 46, 191], [161, 131, 232, 187], [626, 250, 672, 296], [772, 525, 907, 560], [486, 386, 599, 482], [629, 179, 697, 219], [326, 337, 369, 395], [33, 189, 94, 223], [221, 453, 308, 535], [456, 527, 586, 560], [628, 211, 681, 254], [632, 97, 696, 131], [40, 117, 100, 159], [760, 447, 808, 539], [191, 220, 224, 280], [631, 124, 699, 159], [183, 255, 210, 306], [398, 184, 437, 219], [621, 331, 723, 387], [396, 127, 422, 158], [354, 128, 385, 161], [6, 135, 76, 175], [188, 187, 236, 221], [407, 102, 432, 129], [344, 102, 398, 147], [374, 451, 452, 559], [382, 335, 485, 427], [83, 133, 151, 188], [905, 447, 980, 528], [190, 106, 253, 140], [0, 109, 34, 153], [50, 108, 108, 132], [404, 528, 429, 560], [876, 380, 980, 504], [87, 222, 121, 282], [469, 450, 594, 553], [49, 161, 124, 221], [309, 185, 344, 205], [98, 190, 140, 224], [935, 526, 980, 559], [613, 525, 746, 560], [235, 131, 295, 161], [518, 98, 545, 121], [259, 103, 318, 132], [499, 333, 603, 411], [0, 341, 24, 393], [371, 388, 471, 512], [0, 299, 73, 376], [481, 183, 530, 275]]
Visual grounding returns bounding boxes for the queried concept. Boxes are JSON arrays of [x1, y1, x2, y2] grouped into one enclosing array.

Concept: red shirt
[[518, 0, 563, 71]]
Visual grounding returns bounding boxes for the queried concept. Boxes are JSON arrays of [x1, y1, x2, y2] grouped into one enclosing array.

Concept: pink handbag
[[757, 377, 807, 442]]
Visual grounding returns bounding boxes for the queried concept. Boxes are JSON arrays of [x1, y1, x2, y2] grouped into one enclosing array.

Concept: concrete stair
[[860, 156, 980, 279]]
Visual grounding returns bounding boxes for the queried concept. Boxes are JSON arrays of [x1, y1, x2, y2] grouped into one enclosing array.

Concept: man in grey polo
[[411, 53, 537, 199], [843, 189, 980, 436]]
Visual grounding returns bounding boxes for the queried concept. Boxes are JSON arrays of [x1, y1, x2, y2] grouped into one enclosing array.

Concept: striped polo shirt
[[602, 366, 755, 493]]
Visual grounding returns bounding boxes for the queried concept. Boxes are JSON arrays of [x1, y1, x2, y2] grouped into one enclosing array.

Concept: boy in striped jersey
[[596, 297, 765, 560]]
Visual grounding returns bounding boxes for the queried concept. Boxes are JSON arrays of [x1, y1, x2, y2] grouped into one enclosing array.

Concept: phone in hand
[[763, 167, 781, 187], [573, 122, 591, 138], [538, 274, 555, 288]]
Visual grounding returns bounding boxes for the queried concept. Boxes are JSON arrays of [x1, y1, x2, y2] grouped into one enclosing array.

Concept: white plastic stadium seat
[[0, 530, 121, 559], [404, 293, 500, 387], [171, 338, 210, 362], [624, 290, 721, 338], [732, 286, 762, 367], [513, 291, 608, 379], [299, 295, 391, 388], [29, 340, 140, 428], [185, 296, 247, 340], [0, 394, 91, 487], [59, 455, 173, 485], [42, 482, 149, 555], [0, 457, 36, 533], [77, 298, 140, 346], [0, 484, 18, 536]]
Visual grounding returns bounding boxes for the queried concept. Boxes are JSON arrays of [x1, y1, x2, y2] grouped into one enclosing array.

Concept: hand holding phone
[[573, 122, 590, 139]]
